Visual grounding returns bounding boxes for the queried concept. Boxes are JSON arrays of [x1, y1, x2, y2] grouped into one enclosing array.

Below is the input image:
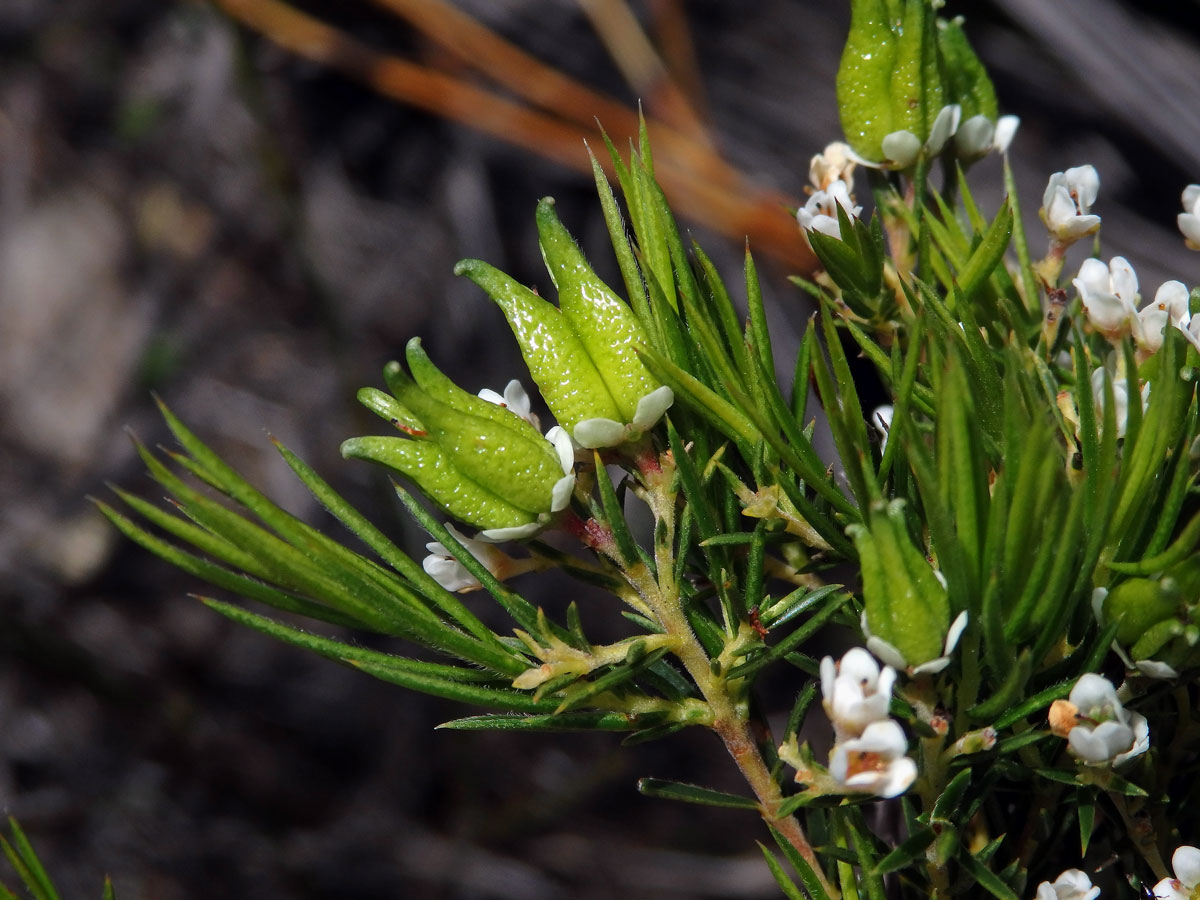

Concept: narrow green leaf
[[1109, 508, 1200, 574], [932, 768, 974, 821], [1079, 795, 1096, 855], [1, 820, 59, 900], [954, 200, 1013, 307], [758, 844, 809, 900], [960, 849, 1020, 900], [637, 778, 758, 810], [439, 711, 645, 732], [95, 497, 366, 630], [272, 441, 515, 653], [393, 487, 546, 642], [993, 680, 1074, 730], [589, 148, 656, 341], [768, 826, 832, 900], [873, 828, 936, 876]]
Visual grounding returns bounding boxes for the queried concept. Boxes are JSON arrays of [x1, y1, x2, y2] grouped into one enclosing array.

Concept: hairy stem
[[631, 447, 839, 898]]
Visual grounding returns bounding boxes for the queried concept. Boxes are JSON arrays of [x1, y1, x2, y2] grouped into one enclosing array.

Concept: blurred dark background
[[1, 1, 1198, 896]]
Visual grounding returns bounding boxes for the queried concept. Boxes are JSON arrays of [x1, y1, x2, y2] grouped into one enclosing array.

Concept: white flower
[[809, 141, 857, 193], [1035, 869, 1100, 900], [572, 385, 674, 450], [797, 179, 861, 239], [1152, 845, 1200, 900], [1179, 184, 1200, 250], [820, 648, 896, 740], [423, 523, 509, 592], [478, 379, 540, 430], [828, 719, 917, 798], [1135, 281, 1191, 355], [1049, 673, 1149, 766], [1042, 166, 1101, 243], [1074, 256, 1139, 339]]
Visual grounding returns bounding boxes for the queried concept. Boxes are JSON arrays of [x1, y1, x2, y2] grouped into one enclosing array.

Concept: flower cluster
[[819, 648, 916, 798], [1048, 673, 1149, 766], [796, 142, 861, 238]]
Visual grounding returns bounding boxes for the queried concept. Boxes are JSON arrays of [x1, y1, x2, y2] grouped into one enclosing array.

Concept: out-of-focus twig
[[574, 0, 712, 147], [214, 0, 815, 271]]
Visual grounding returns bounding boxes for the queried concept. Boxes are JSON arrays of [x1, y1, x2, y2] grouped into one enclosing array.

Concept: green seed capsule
[[937, 17, 997, 122], [836, 0, 897, 159], [1103, 577, 1181, 646], [386, 366, 565, 514], [402, 338, 546, 444], [454, 258, 623, 432], [340, 436, 534, 530], [535, 197, 662, 423], [889, 0, 943, 141], [852, 500, 950, 666]]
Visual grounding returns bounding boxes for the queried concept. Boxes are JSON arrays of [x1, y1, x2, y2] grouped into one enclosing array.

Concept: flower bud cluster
[[819, 648, 916, 798]]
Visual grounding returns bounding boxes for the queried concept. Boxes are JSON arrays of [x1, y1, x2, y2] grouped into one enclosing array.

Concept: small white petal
[[1185, 313, 1200, 354], [925, 104, 962, 155], [876, 756, 918, 798], [993, 115, 1020, 153], [871, 404, 893, 448], [881, 130, 922, 168], [631, 385, 675, 430], [910, 656, 953, 675], [1113, 711, 1150, 765], [546, 425, 576, 474], [1068, 720, 1133, 763], [1180, 212, 1200, 248], [1152, 879, 1189, 900], [573, 417, 627, 449], [819, 655, 837, 703], [1135, 659, 1179, 679], [944, 610, 969, 655], [422, 554, 481, 592], [478, 522, 542, 542], [866, 634, 909, 670], [550, 473, 575, 513], [1184, 185, 1200, 212], [1069, 672, 1122, 712], [954, 114, 995, 159], [1091, 587, 1109, 623]]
